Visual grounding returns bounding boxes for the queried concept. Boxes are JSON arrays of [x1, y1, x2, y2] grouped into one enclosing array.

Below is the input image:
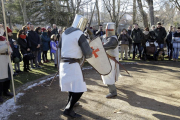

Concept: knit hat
[[46, 26, 51, 30], [41, 27, 46, 32], [7, 27, 12, 33]]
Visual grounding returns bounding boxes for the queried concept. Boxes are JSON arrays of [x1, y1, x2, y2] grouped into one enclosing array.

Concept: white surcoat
[[101, 36, 120, 85], [59, 30, 87, 92]]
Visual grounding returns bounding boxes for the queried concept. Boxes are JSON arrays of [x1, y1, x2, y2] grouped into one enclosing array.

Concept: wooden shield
[[86, 37, 112, 75]]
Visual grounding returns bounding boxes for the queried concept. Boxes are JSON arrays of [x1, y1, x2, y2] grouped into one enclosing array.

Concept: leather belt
[[0, 53, 8, 55], [61, 58, 80, 64]]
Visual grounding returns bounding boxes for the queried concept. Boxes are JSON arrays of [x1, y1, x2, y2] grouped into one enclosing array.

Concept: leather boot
[[63, 109, 82, 118], [106, 84, 117, 98]]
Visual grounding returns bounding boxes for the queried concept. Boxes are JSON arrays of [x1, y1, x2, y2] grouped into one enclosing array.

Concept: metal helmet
[[72, 14, 88, 31], [106, 22, 115, 37]]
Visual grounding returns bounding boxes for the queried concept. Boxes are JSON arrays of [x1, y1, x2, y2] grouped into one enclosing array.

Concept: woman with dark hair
[[22, 26, 28, 34], [17, 30, 31, 72], [142, 27, 150, 59], [35, 27, 43, 65], [118, 28, 130, 60], [41, 28, 50, 63]]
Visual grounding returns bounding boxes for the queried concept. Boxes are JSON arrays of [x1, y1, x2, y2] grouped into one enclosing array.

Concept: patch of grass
[[12, 51, 57, 89]]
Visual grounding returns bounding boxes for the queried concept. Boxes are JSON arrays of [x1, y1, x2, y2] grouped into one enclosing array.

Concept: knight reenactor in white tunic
[[101, 22, 120, 98], [59, 15, 93, 118]]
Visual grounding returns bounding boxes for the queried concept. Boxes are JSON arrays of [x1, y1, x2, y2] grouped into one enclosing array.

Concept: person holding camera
[[118, 29, 130, 60], [18, 30, 31, 72], [96, 25, 105, 37]]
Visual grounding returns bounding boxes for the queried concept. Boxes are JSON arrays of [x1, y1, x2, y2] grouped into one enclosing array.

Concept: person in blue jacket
[[41, 28, 50, 63]]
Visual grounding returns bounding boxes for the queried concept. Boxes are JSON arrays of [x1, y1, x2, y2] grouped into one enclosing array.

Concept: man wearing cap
[[0, 24, 14, 103], [154, 22, 167, 56], [59, 14, 92, 118], [101, 22, 120, 98]]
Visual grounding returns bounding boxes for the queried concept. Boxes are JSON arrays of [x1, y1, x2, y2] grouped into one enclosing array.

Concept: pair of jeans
[[133, 43, 141, 59], [121, 45, 128, 59], [30, 51, 38, 68], [42, 51, 48, 62], [52, 53, 57, 64], [167, 43, 173, 59], [38, 50, 41, 63], [128, 44, 132, 57], [23, 55, 29, 70]]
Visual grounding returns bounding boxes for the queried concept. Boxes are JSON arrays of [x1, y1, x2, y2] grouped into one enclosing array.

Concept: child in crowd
[[50, 34, 58, 67], [12, 40, 22, 73]]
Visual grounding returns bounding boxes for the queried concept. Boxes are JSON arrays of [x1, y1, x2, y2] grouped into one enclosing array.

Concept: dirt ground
[[8, 61, 180, 120]]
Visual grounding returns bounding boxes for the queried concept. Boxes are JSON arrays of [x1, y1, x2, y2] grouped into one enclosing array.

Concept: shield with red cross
[[86, 37, 112, 75]]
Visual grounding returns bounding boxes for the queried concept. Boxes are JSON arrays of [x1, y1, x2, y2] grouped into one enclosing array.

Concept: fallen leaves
[[35, 112, 42, 115]]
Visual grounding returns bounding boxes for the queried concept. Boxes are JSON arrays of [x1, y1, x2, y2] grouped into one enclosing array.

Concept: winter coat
[[27, 30, 40, 51], [12, 45, 22, 63], [51, 28, 58, 35], [142, 31, 150, 46], [149, 31, 157, 41], [96, 29, 105, 36], [50, 40, 57, 53], [41, 32, 50, 51], [154, 27, 167, 44], [118, 34, 130, 45], [127, 30, 132, 44], [18, 37, 30, 55], [166, 31, 173, 44], [131, 28, 143, 44]]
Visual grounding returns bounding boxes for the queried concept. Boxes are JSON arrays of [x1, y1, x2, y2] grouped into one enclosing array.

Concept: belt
[[61, 58, 80, 64], [0, 53, 8, 55]]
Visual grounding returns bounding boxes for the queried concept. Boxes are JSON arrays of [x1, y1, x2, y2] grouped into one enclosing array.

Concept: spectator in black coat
[[51, 24, 58, 35], [154, 22, 167, 55], [166, 26, 174, 60], [131, 23, 143, 60], [27, 24, 41, 69], [18, 30, 31, 72], [47, 26, 53, 60], [127, 26, 132, 58]]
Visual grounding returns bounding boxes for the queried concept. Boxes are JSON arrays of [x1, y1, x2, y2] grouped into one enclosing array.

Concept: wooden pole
[[1, 0, 16, 103]]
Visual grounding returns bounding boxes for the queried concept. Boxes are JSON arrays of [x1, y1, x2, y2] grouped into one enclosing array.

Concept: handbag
[[25, 53, 35, 60]]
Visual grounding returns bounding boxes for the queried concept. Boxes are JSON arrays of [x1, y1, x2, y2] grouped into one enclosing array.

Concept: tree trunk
[[146, 0, 154, 26], [137, 0, 148, 27], [96, 0, 100, 25], [133, 0, 137, 24], [19, 0, 28, 25]]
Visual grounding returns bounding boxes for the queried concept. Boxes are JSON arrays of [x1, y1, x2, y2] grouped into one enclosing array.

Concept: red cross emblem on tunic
[[91, 47, 100, 58]]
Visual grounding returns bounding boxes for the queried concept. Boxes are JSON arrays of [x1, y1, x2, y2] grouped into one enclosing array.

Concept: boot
[[63, 109, 82, 118], [55, 64, 57, 68], [39, 62, 44, 65], [0, 96, 4, 103], [106, 84, 117, 98]]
